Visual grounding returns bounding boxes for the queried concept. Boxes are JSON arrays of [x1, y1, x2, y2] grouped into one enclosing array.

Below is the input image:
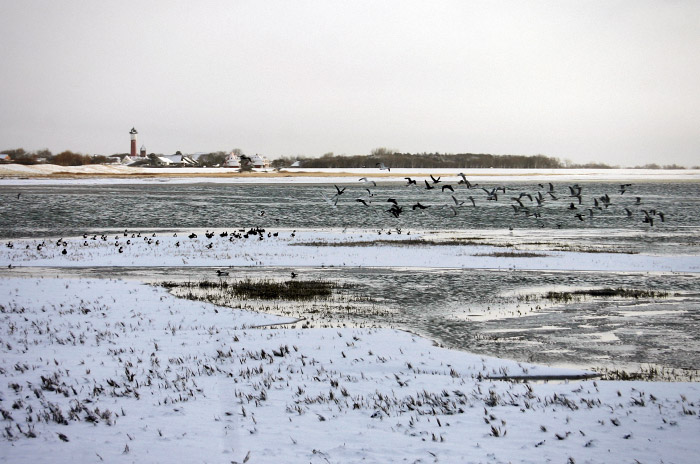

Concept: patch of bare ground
[[472, 251, 549, 258], [518, 288, 671, 303], [596, 365, 700, 382]]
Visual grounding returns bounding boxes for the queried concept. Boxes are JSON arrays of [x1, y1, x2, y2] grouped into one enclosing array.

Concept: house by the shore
[[224, 151, 270, 169]]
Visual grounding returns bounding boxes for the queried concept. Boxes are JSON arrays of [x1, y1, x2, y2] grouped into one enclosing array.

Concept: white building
[[223, 151, 241, 168], [248, 153, 270, 169]]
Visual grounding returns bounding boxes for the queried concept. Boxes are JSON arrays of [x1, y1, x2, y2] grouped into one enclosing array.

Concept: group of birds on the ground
[[5, 227, 294, 263], [323, 172, 666, 227]]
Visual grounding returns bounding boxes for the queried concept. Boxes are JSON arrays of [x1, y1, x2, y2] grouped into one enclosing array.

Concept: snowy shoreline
[[2, 164, 700, 185], [2, 229, 698, 272]]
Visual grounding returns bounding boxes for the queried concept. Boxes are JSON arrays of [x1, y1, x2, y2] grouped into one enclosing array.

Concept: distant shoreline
[[1, 164, 699, 183]]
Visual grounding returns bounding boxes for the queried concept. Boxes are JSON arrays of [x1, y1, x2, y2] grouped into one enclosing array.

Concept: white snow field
[[1, 164, 699, 185], [1, 277, 699, 463]]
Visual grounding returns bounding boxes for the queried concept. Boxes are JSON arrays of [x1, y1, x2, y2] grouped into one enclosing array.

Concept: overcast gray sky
[[1, 1, 699, 166]]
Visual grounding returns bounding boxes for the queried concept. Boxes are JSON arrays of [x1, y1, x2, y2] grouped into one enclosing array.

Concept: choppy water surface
[[2, 180, 699, 375], [2, 181, 699, 254]]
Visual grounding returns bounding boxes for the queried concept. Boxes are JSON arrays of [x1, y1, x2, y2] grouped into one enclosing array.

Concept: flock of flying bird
[[323, 172, 666, 227]]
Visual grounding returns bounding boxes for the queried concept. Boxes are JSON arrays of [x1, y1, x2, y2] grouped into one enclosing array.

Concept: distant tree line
[[0, 148, 111, 166], [272, 148, 695, 170], [274, 149, 566, 169], [1, 147, 695, 169]]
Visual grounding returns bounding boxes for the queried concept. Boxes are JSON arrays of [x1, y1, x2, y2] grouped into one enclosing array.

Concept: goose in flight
[[412, 202, 429, 210], [376, 162, 390, 171], [538, 182, 554, 192], [321, 192, 339, 208], [568, 185, 582, 197], [430, 174, 441, 184], [387, 204, 403, 218], [404, 177, 417, 186], [482, 187, 498, 201], [457, 172, 476, 189], [334, 185, 346, 195], [358, 177, 377, 186], [451, 195, 464, 206], [441, 184, 454, 193], [355, 198, 370, 206], [424, 180, 435, 190]]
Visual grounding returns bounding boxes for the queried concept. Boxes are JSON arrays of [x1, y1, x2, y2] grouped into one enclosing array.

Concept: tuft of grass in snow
[[542, 288, 669, 302], [163, 278, 344, 300]]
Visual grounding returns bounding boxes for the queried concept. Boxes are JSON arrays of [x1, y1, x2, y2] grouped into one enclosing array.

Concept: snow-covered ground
[[1, 163, 699, 185], [1, 229, 699, 273], [1, 277, 699, 463], [1, 228, 700, 463]]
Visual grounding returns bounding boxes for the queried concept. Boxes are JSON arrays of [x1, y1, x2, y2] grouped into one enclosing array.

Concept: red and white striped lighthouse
[[129, 127, 138, 157]]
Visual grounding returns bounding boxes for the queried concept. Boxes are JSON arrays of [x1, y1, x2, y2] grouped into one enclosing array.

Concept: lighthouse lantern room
[[130, 127, 138, 157]]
